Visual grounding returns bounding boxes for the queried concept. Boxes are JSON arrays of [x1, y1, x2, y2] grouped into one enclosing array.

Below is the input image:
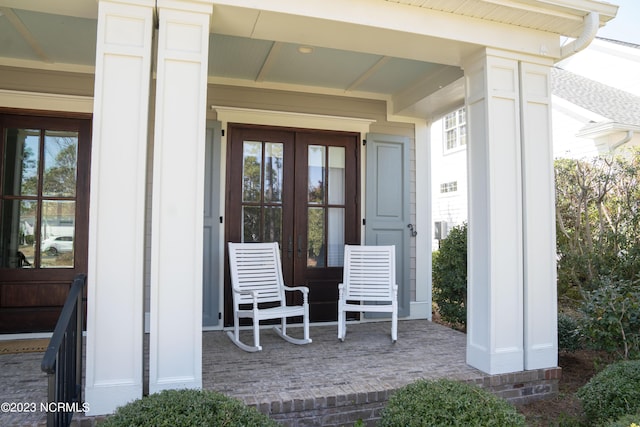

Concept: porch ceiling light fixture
[[298, 45, 314, 54]]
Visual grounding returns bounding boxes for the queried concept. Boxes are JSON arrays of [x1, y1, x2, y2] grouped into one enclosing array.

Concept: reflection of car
[[41, 236, 73, 256]]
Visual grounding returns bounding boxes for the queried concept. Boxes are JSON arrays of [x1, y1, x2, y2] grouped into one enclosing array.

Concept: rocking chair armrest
[[231, 288, 259, 303], [283, 285, 309, 295]]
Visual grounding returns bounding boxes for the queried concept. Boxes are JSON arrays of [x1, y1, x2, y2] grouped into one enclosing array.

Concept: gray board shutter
[[365, 133, 410, 317]]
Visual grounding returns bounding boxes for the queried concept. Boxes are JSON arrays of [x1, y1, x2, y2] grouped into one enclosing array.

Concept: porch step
[[246, 367, 561, 427]]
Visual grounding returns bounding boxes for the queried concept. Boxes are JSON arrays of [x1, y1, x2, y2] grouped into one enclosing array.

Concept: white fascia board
[[0, 89, 93, 113], [0, 57, 94, 74], [577, 121, 640, 138], [206, 75, 391, 102]]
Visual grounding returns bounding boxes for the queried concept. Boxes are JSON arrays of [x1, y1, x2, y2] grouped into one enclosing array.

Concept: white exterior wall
[[430, 115, 468, 250], [551, 95, 604, 158]]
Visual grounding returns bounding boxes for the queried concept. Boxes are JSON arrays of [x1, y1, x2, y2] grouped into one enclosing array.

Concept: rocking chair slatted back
[[228, 243, 285, 305], [343, 245, 396, 302], [338, 244, 398, 342]]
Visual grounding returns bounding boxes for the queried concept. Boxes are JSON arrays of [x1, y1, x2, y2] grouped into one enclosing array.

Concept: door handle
[[407, 223, 417, 237], [287, 236, 293, 258], [297, 235, 303, 258]]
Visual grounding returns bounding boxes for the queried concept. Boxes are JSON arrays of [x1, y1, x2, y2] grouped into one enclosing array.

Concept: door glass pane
[[2, 128, 40, 197], [307, 207, 325, 267], [0, 200, 37, 268], [40, 201, 75, 268], [328, 147, 345, 205], [264, 206, 282, 244], [264, 143, 283, 202], [328, 207, 345, 267], [308, 145, 325, 204], [43, 131, 78, 197], [242, 206, 260, 242], [242, 141, 262, 202]]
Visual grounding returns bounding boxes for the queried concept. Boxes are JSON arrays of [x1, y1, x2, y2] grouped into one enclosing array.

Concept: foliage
[[605, 413, 640, 427], [579, 277, 640, 360], [432, 223, 467, 328], [100, 389, 279, 427], [557, 311, 583, 353], [555, 152, 640, 303], [379, 379, 525, 427], [577, 360, 640, 426]]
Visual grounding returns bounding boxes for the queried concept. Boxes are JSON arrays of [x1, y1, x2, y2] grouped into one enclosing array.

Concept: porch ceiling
[[0, 0, 618, 119]]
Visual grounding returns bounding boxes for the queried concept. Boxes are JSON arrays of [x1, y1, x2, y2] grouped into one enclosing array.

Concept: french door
[[225, 124, 360, 324], [0, 112, 91, 333]]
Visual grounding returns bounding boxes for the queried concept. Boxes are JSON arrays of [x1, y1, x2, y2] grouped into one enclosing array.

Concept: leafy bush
[[605, 412, 640, 427], [100, 389, 278, 427], [555, 153, 640, 304], [579, 278, 640, 359], [577, 360, 640, 425], [432, 223, 467, 328], [379, 379, 525, 427], [558, 312, 583, 353]]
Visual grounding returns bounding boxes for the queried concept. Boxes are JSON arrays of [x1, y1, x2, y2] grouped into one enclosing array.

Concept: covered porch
[[2, 320, 560, 426]]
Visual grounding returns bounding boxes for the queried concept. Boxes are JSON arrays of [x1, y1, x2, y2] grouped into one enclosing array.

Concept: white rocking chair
[[338, 244, 398, 342], [227, 242, 312, 352]]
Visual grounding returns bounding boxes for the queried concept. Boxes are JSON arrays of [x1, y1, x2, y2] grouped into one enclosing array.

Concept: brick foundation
[[249, 367, 562, 427]]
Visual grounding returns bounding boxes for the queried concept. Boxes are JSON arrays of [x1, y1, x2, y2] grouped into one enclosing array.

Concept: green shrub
[[379, 379, 525, 427], [432, 223, 467, 328], [605, 412, 640, 427], [577, 360, 640, 425], [99, 389, 278, 427], [579, 278, 640, 359], [558, 312, 583, 353]]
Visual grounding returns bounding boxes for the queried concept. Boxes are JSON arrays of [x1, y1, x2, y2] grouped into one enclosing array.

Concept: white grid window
[[444, 108, 467, 152]]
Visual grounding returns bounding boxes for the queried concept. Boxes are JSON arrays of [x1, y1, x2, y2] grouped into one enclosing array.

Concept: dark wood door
[[224, 124, 359, 324], [0, 111, 91, 333]]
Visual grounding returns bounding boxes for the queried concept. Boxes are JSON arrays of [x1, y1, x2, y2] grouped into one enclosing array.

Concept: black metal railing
[[41, 273, 86, 427]]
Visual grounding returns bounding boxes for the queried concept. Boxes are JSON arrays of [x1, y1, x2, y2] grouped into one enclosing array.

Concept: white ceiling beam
[[346, 56, 390, 92], [391, 65, 464, 116], [255, 41, 282, 82], [0, 0, 98, 19], [1, 7, 51, 63]]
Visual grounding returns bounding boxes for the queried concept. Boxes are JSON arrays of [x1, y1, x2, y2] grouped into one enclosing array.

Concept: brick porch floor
[[1, 320, 560, 426]]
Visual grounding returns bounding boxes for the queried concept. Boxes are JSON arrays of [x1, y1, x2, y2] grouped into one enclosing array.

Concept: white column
[[520, 62, 558, 370], [149, 0, 212, 393], [414, 120, 432, 319], [464, 49, 558, 374], [85, 0, 153, 415], [464, 49, 524, 375]]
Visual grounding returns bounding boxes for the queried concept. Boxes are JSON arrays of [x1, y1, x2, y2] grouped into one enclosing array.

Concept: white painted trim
[[407, 301, 431, 320], [212, 106, 376, 134], [0, 89, 93, 113], [208, 76, 391, 103], [0, 332, 53, 340], [0, 58, 95, 74]]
